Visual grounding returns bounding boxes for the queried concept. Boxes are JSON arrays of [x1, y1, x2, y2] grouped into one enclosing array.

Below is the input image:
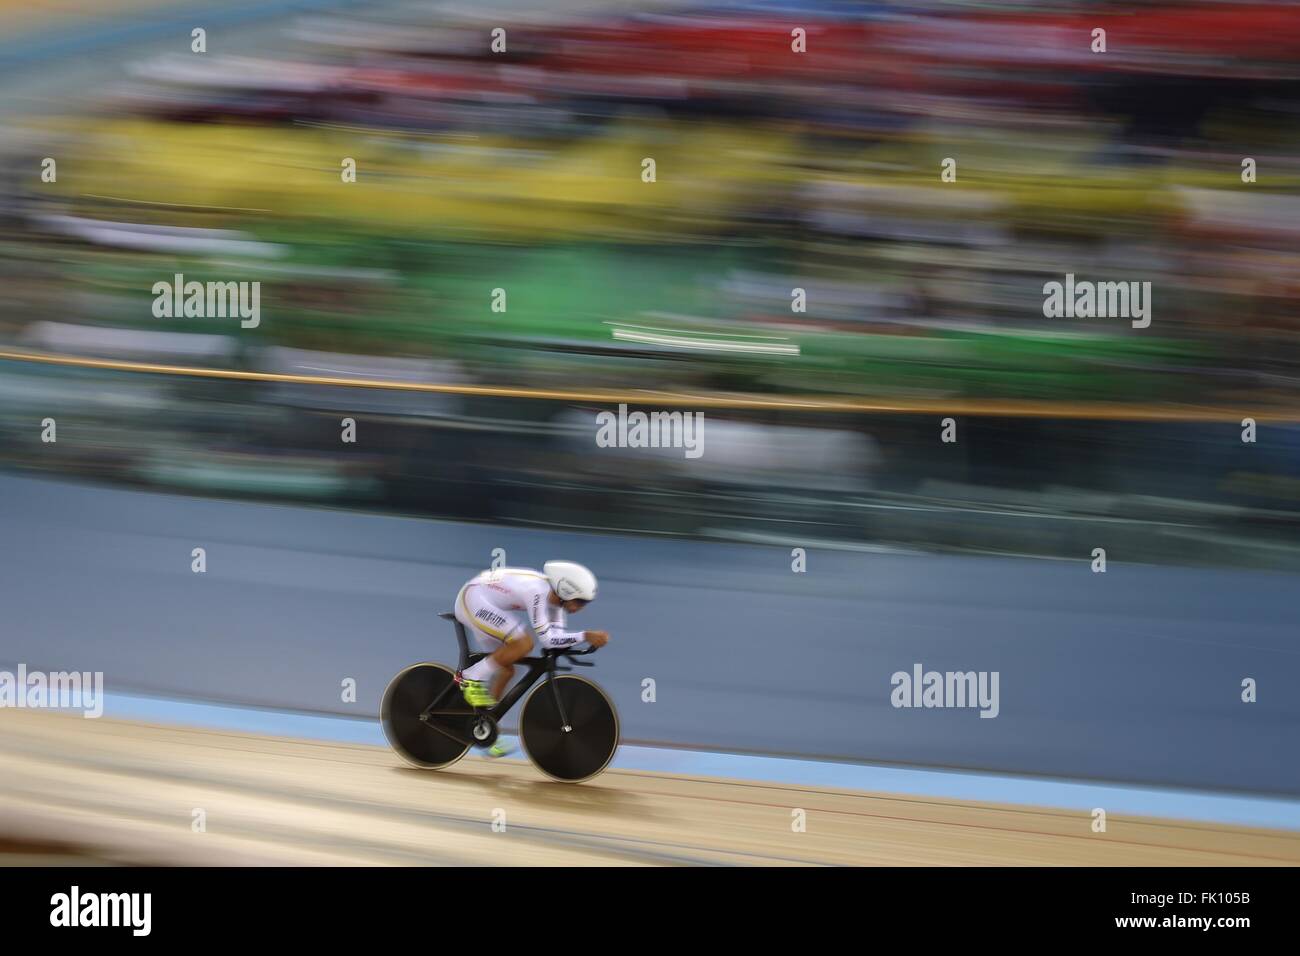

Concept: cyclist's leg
[[455, 585, 526, 703], [452, 589, 531, 757], [473, 630, 532, 758], [488, 632, 533, 702]]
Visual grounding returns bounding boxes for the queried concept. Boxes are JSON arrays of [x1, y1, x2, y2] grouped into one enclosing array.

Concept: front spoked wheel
[[520, 675, 619, 783], [381, 663, 472, 770]]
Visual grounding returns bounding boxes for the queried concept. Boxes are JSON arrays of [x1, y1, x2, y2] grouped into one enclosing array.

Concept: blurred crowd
[[2, 0, 1300, 564]]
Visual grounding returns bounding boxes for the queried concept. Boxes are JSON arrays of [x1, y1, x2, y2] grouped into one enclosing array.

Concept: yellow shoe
[[461, 679, 498, 708]]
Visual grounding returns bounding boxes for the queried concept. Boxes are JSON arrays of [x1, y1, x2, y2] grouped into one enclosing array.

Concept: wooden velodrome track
[[1, 711, 1296, 866]]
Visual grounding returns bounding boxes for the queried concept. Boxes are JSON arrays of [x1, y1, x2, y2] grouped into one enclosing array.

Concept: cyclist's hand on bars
[[584, 630, 609, 648]]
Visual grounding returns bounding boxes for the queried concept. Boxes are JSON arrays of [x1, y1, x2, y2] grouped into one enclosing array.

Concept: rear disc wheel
[[380, 663, 471, 770]]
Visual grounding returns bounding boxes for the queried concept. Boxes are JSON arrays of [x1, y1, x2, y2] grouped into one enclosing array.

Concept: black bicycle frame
[[420, 613, 590, 745]]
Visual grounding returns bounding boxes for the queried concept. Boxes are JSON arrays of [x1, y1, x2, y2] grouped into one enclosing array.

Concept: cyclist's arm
[[526, 581, 589, 649]]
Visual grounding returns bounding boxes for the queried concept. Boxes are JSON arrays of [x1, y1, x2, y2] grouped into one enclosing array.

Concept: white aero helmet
[[544, 561, 598, 602]]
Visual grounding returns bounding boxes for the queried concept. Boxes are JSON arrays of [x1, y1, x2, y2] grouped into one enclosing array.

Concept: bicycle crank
[[470, 713, 499, 748]]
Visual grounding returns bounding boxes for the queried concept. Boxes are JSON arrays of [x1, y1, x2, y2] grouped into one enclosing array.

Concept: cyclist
[[454, 561, 609, 755]]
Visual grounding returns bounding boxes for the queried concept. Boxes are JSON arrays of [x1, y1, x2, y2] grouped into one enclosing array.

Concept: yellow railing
[[1, 347, 1295, 421]]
